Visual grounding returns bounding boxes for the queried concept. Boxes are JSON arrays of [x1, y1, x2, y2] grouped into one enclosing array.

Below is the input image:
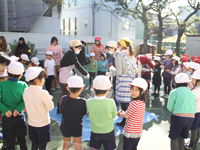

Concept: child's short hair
[[100, 53, 106, 60], [29, 70, 46, 83], [68, 87, 82, 94], [0, 55, 10, 65], [154, 60, 160, 65], [175, 83, 188, 88], [94, 89, 107, 95], [131, 86, 146, 103], [8, 73, 20, 79], [175, 60, 179, 66]]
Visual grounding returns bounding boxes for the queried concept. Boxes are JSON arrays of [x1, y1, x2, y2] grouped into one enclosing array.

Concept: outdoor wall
[[0, 0, 8, 31], [186, 35, 200, 58], [0, 32, 142, 60]]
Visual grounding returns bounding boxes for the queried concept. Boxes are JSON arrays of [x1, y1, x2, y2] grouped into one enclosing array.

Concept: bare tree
[[104, 0, 156, 54], [172, 0, 200, 56]]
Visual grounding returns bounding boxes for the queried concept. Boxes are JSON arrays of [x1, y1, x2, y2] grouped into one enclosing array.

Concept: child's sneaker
[[184, 145, 197, 150], [151, 93, 156, 96]]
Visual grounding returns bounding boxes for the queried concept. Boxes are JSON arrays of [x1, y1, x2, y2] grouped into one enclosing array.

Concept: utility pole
[[92, 0, 96, 36]]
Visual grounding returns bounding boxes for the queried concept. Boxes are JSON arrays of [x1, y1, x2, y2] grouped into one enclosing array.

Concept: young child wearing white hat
[[167, 73, 196, 150], [19, 54, 29, 82], [0, 62, 28, 149], [184, 70, 200, 149], [88, 53, 98, 87], [166, 56, 182, 89], [97, 53, 108, 76], [44, 51, 56, 93], [117, 78, 147, 150], [28, 57, 40, 68], [59, 76, 87, 150], [86, 75, 117, 150], [23, 67, 54, 149], [152, 57, 161, 97]]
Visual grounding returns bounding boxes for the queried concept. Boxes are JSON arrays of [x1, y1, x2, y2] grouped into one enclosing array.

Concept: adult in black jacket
[[57, 40, 89, 113], [14, 37, 31, 58]]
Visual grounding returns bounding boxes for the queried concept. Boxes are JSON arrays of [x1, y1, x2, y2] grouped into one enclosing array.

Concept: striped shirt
[[122, 100, 145, 138]]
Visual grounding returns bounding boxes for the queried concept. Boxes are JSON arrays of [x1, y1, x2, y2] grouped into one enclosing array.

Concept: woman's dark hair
[[29, 70, 46, 83], [0, 54, 10, 65], [51, 37, 58, 44], [81, 40, 86, 46], [8, 73, 20, 79], [100, 53, 105, 61], [94, 89, 107, 95], [68, 87, 82, 93], [168, 55, 173, 59], [131, 86, 146, 103], [0, 36, 7, 52], [176, 83, 188, 88], [124, 41, 134, 57]]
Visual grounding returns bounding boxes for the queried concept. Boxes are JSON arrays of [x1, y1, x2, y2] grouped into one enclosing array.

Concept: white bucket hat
[[191, 70, 200, 79], [193, 63, 200, 70], [106, 41, 117, 49], [129, 78, 148, 91], [165, 50, 173, 55], [183, 62, 190, 69], [154, 57, 161, 61], [90, 53, 95, 57], [8, 62, 24, 75], [25, 67, 43, 82], [46, 51, 53, 55], [31, 57, 40, 65], [20, 54, 29, 61], [175, 73, 191, 83], [93, 75, 111, 90], [67, 76, 85, 88], [172, 56, 180, 61], [10, 56, 19, 62]]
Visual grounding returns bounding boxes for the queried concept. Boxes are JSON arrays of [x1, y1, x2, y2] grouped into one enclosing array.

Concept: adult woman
[[91, 36, 106, 62], [57, 40, 89, 113], [109, 37, 138, 127], [14, 37, 31, 58], [161, 50, 173, 99], [0, 36, 11, 56]]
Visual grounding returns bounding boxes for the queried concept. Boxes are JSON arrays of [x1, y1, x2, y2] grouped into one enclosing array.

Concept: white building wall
[[61, 0, 136, 39], [30, 6, 60, 34], [186, 35, 200, 58], [0, 1, 8, 31]]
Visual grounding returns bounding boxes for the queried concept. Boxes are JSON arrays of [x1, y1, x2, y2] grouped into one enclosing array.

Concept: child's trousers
[[45, 75, 54, 93]]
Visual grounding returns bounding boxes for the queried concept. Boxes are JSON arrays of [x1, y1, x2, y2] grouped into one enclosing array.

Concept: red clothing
[[91, 44, 106, 62], [136, 56, 155, 76], [46, 45, 63, 65], [123, 100, 145, 137]]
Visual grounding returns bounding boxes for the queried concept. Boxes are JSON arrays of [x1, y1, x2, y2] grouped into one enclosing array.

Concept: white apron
[[59, 65, 74, 84]]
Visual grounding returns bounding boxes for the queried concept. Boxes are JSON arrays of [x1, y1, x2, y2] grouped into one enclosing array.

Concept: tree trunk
[[143, 9, 148, 54], [157, 14, 163, 54], [176, 32, 183, 56]]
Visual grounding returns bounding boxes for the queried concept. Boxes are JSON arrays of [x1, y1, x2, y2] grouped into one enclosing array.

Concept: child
[[167, 73, 196, 150], [0, 54, 10, 75], [182, 62, 190, 76], [166, 56, 182, 89], [23, 67, 54, 150], [97, 53, 108, 75], [19, 54, 29, 82], [60, 76, 87, 150], [117, 78, 147, 150], [28, 57, 40, 68], [0, 62, 28, 150], [152, 57, 161, 97], [86, 75, 117, 150], [184, 70, 200, 150], [44, 51, 56, 93], [88, 53, 98, 87]]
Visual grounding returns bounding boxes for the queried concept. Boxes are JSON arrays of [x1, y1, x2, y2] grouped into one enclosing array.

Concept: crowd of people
[[0, 35, 200, 150]]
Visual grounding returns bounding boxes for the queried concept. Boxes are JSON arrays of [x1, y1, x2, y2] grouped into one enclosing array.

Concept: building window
[[122, 18, 130, 30], [84, 19, 88, 28], [74, 0, 77, 6], [68, 0, 71, 7], [75, 17, 77, 35], [68, 18, 71, 35], [63, 19, 65, 35]]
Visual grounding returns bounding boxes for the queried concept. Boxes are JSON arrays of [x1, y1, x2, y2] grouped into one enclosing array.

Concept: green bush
[[9, 40, 38, 58]]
